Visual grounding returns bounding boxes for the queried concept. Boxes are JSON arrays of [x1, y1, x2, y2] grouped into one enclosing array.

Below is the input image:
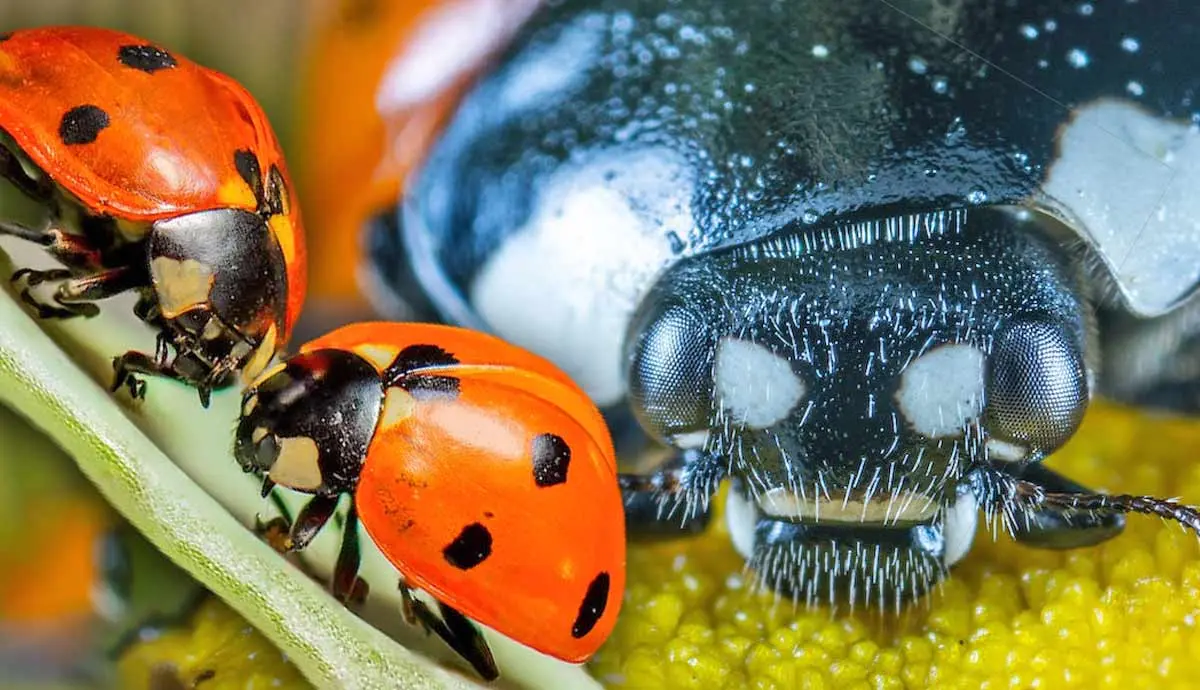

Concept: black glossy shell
[[395, 0, 1200, 320]]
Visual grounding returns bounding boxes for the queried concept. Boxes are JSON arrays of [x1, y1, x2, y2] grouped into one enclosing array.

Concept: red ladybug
[[0, 26, 306, 405], [233, 322, 625, 680]]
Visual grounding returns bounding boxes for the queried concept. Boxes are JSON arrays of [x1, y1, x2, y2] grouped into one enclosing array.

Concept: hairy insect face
[[627, 210, 1094, 606]]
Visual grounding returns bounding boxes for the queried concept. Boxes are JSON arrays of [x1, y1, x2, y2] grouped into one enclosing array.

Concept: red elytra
[[238, 322, 625, 669], [0, 26, 306, 330]]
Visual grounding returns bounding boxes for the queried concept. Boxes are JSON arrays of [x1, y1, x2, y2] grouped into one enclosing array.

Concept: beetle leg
[[11, 267, 100, 318], [286, 494, 340, 552], [53, 265, 142, 305], [398, 582, 499, 681], [981, 463, 1126, 548], [330, 502, 370, 606], [618, 448, 725, 540], [110, 350, 190, 401], [0, 145, 54, 202], [0, 221, 103, 268]]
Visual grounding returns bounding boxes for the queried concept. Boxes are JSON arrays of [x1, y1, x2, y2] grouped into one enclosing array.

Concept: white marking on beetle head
[[470, 147, 692, 406], [375, 0, 542, 113], [894, 343, 986, 438], [985, 437, 1028, 463], [713, 338, 806, 429], [671, 429, 710, 450], [1042, 98, 1200, 316], [941, 489, 979, 567], [757, 487, 938, 523], [724, 487, 759, 561]]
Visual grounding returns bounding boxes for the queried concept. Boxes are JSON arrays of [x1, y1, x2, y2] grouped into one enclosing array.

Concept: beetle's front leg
[[618, 448, 726, 539], [979, 463, 1126, 548]]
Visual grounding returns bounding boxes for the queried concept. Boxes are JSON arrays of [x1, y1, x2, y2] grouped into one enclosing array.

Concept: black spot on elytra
[[0, 32, 12, 43], [234, 149, 264, 204], [385, 343, 461, 398], [571, 572, 610, 638], [266, 165, 289, 216], [532, 433, 571, 487], [117, 44, 178, 73], [443, 523, 492, 570], [59, 105, 110, 145]]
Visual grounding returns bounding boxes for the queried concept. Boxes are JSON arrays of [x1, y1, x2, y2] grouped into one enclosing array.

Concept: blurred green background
[[0, 2, 321, 687]]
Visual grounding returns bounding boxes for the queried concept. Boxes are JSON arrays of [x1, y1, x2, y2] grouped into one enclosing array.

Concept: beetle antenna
[[1010, 478, 1200, 535]]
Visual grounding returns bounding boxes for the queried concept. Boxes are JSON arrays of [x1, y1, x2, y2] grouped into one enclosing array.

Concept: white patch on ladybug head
[[375, 0, 542, 113], [894, 343, 986, 438], [941, 489, 978, 567], [713, 338, 806, 429], [1042, 98, 1200, 317], [470, 147, 692, 406]]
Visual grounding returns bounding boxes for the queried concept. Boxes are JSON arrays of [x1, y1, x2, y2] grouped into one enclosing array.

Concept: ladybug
[[232, 321, 625, 680], [358, 0, 1200, 607], [0, 26, 305, 406]]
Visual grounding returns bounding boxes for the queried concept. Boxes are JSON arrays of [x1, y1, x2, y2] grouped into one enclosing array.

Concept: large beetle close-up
[[362, 0, 1200, 609]]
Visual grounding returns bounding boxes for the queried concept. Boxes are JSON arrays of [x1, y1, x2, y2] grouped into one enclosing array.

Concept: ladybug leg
[[331, 503, 370, 606], [110, 351, 190, 401], [54, 266, 142, 301], [981, 463, 1126, 549], [0, 221, 103, 268], [398, 582, 499, 682], [618, 449, 725, 540], [10, 267, 85, 318], [0, 145, 54, 202], [286, 494, 340, 552]]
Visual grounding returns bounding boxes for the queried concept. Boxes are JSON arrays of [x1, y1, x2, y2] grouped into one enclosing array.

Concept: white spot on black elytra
[[59, 105, 110, 145], [571, 572, 610, 638], [443, 522, 492, 570], [386, 343, 461, 398], [117, 44, 178, 73], [531, 433, 571, 487]]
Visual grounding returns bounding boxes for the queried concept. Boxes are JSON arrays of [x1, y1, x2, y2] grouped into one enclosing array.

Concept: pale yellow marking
[[758, 487, 938, 524], [216, 175, 257, 210], [379, 386, 417, 429], [355, 343, 399, 371], [268, 213, 297, 266], [242, 394, 259, 416], [152, 257, 215, 319], [201, 318, 224, 341], [270, 436, 323, 492], [240, 324, 278, 385], [115, 217, 152, 242], [248, 360, 288, 390], [251, 427, 269, 443]]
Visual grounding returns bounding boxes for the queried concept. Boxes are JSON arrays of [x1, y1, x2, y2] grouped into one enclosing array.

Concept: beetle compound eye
[[986, 318, 1089, 458], [626, 302, 715, 445]]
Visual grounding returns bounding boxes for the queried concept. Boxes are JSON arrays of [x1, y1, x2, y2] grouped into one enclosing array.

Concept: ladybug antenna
[[1009, 478, 1200, 535]]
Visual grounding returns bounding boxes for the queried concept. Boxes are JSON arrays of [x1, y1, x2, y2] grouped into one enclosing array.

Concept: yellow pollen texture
[[589, 401, 1200, 689]]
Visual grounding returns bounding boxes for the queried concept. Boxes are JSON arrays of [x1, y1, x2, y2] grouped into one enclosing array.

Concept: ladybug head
[[624, 207, 1094, 603], [234, 348, 383, 497], [147, 208, 290, 387]]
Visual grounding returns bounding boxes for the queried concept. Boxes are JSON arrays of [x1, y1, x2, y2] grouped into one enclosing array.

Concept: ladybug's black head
[[147, 207, 289, 389], [625, 207, 1095, 604], [234, 348, 383, 497]]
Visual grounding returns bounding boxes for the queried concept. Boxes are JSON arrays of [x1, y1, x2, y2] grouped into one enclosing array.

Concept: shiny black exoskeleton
[[365, 0, 1200, 607]]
